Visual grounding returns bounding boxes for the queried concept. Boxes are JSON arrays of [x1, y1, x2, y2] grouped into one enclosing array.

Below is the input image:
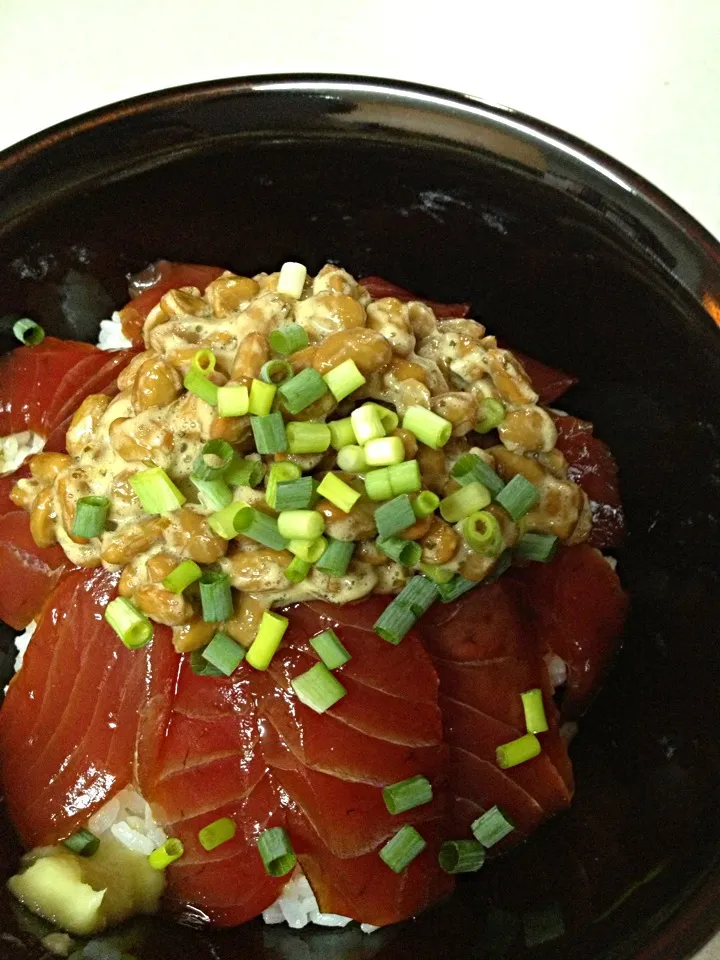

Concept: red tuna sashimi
[[553, 414, 625, 549], [0, 472, 69, 629], [512, 545, 629, 719], [0, 338, 135, 452], [119, 261, 225, 345], [510, 349, 578, 405]]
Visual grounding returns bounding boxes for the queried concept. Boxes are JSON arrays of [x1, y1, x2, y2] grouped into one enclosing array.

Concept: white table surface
[[1, 0, 719, 956]]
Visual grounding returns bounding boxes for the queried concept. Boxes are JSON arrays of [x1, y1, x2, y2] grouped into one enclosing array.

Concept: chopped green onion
[[286, 421, 331, 454], [225, 454, 265, 488], [412, 490, 439, 519], [314, 538, 354, 577], [388, 460, 422, 496], [476, 397, 506, 434], [379, 825, 426, 873], [190, 647, 224, 676], [71, 496, 109, 538], [184, 367, 218, 406], [246, 611, 289, 670], [382, 775, 433, 815], [376, 536, 422, 566], [419, 562, 455, 584], [199, 571, 233, 622], [351, 404, 385, 445], [374, 494, 416, 538], [248, 378, 277, 416], [336, 444, 367, 473], [104, 597, 153, 649], [367, 403, 399, 433], [439, 481, 491, 523], [201, 632, 246, 676], [260, 359, 294, 384], [217, 384, 249, 417], [394, 576, 440, 616], [257, 826, 297, 877], [374, 597, 417, 645], [495, 475, 540, 522], [522, 903, 565, 948], [191, 348, 216, 375], [364, 467, 393, 501], [436, 574, 478, 603], [328, 417, 357, 449], [521, 688, 549, 734], [63, 828, 100, 858], [515, 532, 558, 563], [278, 367, 328, 414], [451, 453, 505, 498], [265, 461, 302, 509], [251, 412, 287, 454], [402, 405, 452, 449], [316, 472, 361, 513], [364, 436, 405, 467], [323, 359, 367, 401], [163, 559, 203, 594], [285, 555, 312, 583], [13, 318, 45, 345], [496, 733, 541, 769], [148, 838, 184, 870], [191, 476, 233, 512], [310, 629, 351, 669], [274, 476, 318, 510], [463, 510, 503, 557], [277, 261, 307, 299], [192, 439, 234, 480], [439, 839, 486, 874], [288, 536, 327, 563], [291, 661, 346, 713], [269, 323, 309, 355], [234, 506, 287, 550], [198, 817, 236, 851], [207, 501, 246, 539], [485, 548, 514, 584], [471, 806, 515, 847], [277, 509, 325, 540], [130, 467, 186, 514]]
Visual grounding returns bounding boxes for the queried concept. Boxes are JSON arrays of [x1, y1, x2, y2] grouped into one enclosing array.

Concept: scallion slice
[[285, 555, 312, 583], [328, 417, 357, 449], [367, 403, 399, 433], [515, 532, 558, 563], [251, 412, 287, 454], [364, 467, 393, 501], [485, 548, 514, 584], [316, 473, 361, 513], [192, 439, 234, 480], [402, 405, 452, 449], [521, 688, 549, 734], [440, 482, 491, 523], [184, 351, 219, 406], [190, 647, 223, 677], [286, 421, 331, 454], [496, 733, 541, 769], [202, 632, 246, 676], [71, 496, 109, 539], [274, 476, 318, 510], [130, 467, 186, 514], [412, 490, 440, 519], [382, 775, 433, 815], [288, 536, 327, 563], [257, 826, 297, 877], [277, 261, 307, 298], [419, 562, 455, 584], [225, 454, 265, 488], [190, 348, 216, 375], [436, 574, 478, 603], [376, 535, 422, 566], [248, 378, 277, 416], [269, 323, 309, 355], [198, 817, 236, 851], [13, 318, 45, 345], [476, 397, 506, 434], [313, 538, 354, 577], [63, 828, 100, 858], [265, 461, 302, 509], [374, 494, 416, 538], [351, 404, 385, 445], [278, 367, 328, 414], [309, 628, 351, 669], [387, 460, 422, 496], [439, 839, 486, 874], [105, 597, 153, 649], [246, 611, 289, 670], [471, 806, 515, 847], [277, 509, 325, 541], [148, 837, 184, 870], [323, 359, 367, 401], [462, 510, 503, 557], [207, 501, 246, 539], [291, 661, 346, 713], [495, 475, 540, 522], [199, 571, 233, 622], [163, 559, 203, 594], [364, 435, 405, 467], [451, 453, 505, 498], [379, 825, 426, 873], [234, 506, 287, 550], [217, 384, 249, 418], [374, 597, 417, 645], [394, 576, 440, 617], [260, 359, 294, 385], [336, 444, 367, 473], [191, 476, 233, 512]]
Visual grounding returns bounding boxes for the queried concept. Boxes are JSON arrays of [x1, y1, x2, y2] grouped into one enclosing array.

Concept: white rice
[[97, 312, 133, 351], [10, 619, 36, 675], [0, 431, 45, 477], [262, 873, 378, 934]]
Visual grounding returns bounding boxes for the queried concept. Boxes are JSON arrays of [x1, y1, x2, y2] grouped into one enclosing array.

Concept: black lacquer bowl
[[0, 76, 719, 960]]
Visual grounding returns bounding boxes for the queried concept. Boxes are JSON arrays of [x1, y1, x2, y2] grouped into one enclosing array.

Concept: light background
[[1, 1, 719, 956]]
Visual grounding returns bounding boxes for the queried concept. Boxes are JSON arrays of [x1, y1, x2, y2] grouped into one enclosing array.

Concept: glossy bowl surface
[[0, 75, 719, 960]]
